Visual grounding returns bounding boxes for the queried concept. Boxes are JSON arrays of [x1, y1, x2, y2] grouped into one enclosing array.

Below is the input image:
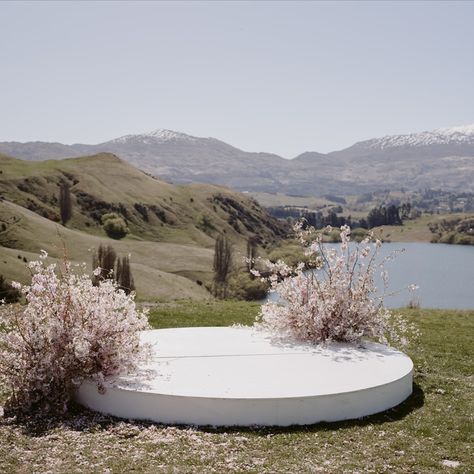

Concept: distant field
[[373, 215, 435, 242], [248, 191, 335, 208], [374, 213, 472, 243], [1, 302, 472, 473]]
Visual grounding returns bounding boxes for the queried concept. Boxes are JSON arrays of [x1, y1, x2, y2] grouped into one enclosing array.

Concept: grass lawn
[[1, 302, 473, 473]]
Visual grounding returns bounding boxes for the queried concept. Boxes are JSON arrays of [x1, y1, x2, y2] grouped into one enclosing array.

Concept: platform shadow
[[266, 338, 404, 363], [213, 381, 425, 436], [2, 382, 424, 438]]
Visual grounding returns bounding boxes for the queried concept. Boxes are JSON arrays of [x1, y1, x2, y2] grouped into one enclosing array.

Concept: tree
[[59, 182, 72, 226], [117, 255, 135, 295], [213, 235, 233, 298], [92, 245, 135, 294], [246, 236, 258, 273], [115, 258, 122, 287], [101, 213, 129, 239], [92, 244, 117, 284]]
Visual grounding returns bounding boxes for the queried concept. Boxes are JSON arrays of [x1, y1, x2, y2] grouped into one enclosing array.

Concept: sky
[[1, 1, 473, 157]]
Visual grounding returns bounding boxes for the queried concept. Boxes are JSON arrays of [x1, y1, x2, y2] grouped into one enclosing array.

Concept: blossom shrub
[[253, 224, 418, 347], [0, 251, 150, 415]]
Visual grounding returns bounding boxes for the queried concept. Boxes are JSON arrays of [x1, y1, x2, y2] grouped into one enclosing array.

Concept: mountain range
[[1, 125, 474, 195]]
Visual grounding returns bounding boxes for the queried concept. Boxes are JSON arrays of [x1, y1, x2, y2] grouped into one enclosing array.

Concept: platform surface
[[76, 326, 414, 426]]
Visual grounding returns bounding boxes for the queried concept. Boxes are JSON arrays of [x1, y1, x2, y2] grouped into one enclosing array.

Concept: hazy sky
[[1, 1, 473, 157]]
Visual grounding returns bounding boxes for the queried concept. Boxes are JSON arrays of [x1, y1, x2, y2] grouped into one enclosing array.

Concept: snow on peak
[[435, 124, 474, 136], [109, 129, 200, 145], [142, 129, 198, 142], [363, 124, 474, 150]]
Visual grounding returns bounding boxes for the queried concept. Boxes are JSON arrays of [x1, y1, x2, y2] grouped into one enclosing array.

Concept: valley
[[2, 126, 474, 302]]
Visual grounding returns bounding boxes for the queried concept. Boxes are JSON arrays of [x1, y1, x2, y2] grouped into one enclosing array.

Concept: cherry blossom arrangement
[[253, 224, 418, 347], [0, 251, 150, 415]]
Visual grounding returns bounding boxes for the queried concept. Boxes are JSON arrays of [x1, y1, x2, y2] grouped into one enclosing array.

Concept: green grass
[[1, 302, 473, 473], [373, 214, 470, 243], [148, 299, 261, 328]]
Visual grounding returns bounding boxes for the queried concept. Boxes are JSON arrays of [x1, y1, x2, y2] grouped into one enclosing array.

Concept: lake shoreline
[[265, 242, 474, 310]]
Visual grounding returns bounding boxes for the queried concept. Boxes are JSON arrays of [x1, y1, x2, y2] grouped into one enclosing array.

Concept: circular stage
[[75, 327, 413, 426]]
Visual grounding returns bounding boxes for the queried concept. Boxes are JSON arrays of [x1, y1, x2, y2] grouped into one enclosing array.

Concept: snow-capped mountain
[[357, 124, 474, 151], [106, 129, 201, 145], [1, 124, 474, 195]]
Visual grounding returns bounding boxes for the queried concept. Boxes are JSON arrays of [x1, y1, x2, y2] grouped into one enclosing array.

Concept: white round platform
[[75, 327, 413, 426]]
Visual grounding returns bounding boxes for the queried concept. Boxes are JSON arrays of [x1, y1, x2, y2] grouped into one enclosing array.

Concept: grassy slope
[[0, 200, 212, 300], [0, 153, 286, 246], [0, 303, 472, 473], [373, 215, 436, 242], [0, 153, 288, 299]]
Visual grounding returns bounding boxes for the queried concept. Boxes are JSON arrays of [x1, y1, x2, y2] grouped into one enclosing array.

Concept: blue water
[[265, 243, 474, 309]]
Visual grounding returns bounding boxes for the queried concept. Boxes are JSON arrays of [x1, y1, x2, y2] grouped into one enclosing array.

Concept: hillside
[[0, 153, 288, 299], [0, 200, 212, 300], [0, 153, 287, 245], [1, 125, 474, 195]]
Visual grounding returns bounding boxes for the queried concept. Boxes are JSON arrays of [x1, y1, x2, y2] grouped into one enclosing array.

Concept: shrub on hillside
[[430, 216, 474, 245], [101, 212, 129, 239], [0, 252, 149, 415], [196, 213, 216, 234], [267, 241, 312, 268], [228, 272, 269, 301]]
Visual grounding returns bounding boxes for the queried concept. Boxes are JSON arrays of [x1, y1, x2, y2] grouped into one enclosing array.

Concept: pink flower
[[254, 223, 419, 348], [0, 251, 150, 415]]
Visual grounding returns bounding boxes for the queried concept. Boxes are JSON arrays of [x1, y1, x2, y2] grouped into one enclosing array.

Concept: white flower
[[254, 223, 419, 348], [93, 267, 102, 277], [74, 338, 91, 359], [0, 252, 150, 414]]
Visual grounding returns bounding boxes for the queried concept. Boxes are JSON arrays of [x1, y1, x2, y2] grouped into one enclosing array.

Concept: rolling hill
[[0, 153, 288, 299], [1, 125, 474, 195]]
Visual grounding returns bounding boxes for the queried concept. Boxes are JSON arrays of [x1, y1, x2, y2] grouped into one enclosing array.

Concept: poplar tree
[[246, 236, 258, 274], [118, 256, 135, 295], [92, 244, 117, 284], [213, 235, 233, 298], [59, 182, 72, 226]]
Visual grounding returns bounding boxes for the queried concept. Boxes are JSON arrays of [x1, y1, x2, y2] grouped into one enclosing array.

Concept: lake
[[265, 242, 474, 309]]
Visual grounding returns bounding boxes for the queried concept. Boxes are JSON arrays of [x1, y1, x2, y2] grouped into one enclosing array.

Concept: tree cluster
[[92, 244, 135, 294], [367, 205, 402, 228], [269, 202, 412, 230]]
